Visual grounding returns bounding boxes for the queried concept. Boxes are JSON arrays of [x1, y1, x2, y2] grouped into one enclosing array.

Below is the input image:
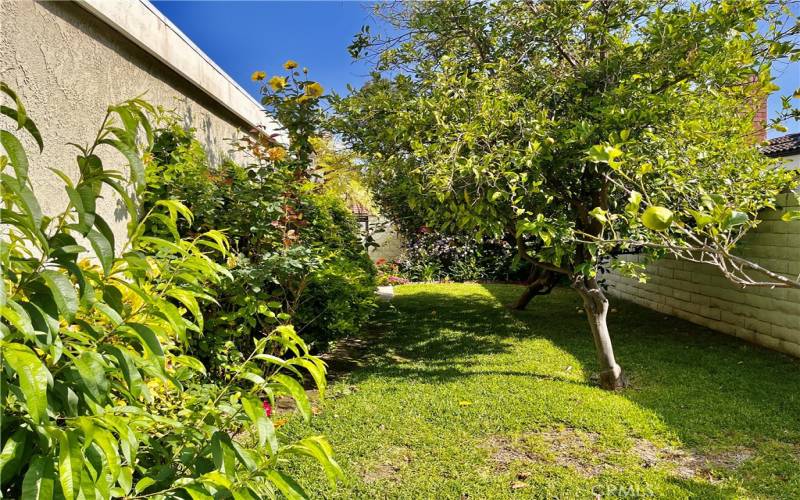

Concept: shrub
[[145, 68, 376, 356], [396, 231, 528, 283], [0, 87, 340, 499]]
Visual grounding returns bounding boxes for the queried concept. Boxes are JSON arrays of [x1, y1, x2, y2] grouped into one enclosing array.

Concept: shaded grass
[[283, 283, 800, 499]]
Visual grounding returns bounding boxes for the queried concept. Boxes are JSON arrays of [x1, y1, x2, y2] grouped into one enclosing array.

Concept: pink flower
[[262, 400, 272, 418]]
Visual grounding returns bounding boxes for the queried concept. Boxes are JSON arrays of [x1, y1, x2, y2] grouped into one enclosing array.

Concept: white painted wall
[[1, 0, 281, 251]]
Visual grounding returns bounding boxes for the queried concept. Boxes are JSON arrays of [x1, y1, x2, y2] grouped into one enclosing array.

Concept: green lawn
[[283, 283, 800, 499]]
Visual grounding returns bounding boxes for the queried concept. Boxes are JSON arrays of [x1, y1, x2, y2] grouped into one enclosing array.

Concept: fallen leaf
[[510, 481, 528, 490]]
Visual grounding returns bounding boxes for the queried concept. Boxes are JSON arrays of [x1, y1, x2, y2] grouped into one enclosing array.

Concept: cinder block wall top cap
[[78, 0, 285, 142]]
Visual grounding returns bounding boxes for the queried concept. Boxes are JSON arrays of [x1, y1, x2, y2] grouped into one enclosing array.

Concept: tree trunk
[[571, 276, 627, 390], [511, 266, 559, 310]]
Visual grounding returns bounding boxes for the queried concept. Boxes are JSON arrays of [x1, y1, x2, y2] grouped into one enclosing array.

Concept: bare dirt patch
[[485, 427, 605, 477], [484, 427, 756, 481], [630, 438, 755, 481], [361, 446, 414, 484]]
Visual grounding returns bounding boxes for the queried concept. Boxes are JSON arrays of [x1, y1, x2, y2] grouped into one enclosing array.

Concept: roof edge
[[762, 132, 800, 158], [77, 0, 283, 139]]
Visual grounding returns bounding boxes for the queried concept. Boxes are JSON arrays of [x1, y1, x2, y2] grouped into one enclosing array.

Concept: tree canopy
[[333, 0, 800, 388]]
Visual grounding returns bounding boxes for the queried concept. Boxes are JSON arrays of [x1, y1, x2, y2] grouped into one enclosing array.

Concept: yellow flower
[[305, 82, 324, 98], [251, 70, 266, 81], [297, 95, 311, 104], [267, 146, 287, 161], [268, 75, 287, 91], [283, 60, 298, 70]]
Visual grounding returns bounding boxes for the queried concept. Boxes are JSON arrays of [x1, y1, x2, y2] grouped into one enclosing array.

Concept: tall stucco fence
[[1, 0, 280, 251], [605, 191, 800, 357]]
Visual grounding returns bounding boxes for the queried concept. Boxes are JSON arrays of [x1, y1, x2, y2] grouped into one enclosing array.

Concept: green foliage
[[144, 66, 376, 359], [0, 88, 341, 498], [394, 232, 527, 283], [296, 251, 377, 350], [333, 0, 800, 288]]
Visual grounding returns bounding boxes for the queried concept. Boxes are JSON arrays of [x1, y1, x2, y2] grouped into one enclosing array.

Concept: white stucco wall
[[1, 0, 279, 251]]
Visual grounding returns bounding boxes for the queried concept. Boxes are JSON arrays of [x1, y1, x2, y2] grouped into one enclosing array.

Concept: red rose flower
[[262, 400, 272, 418]]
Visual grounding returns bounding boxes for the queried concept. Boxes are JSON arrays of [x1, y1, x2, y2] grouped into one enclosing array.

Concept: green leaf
[[689, 209, 714, 228], [90, 428, 121, 483], [155, 199, 194, 225], [283, 436, 343, 485], [57, 429, 82, 500], [724, 210, 748, 229], [2, 173, 42, 228], [242, 396, 277, 453], [239, 371, 266, 386], [93, 214, 116, 259], [40, 269, 78, 321], [1, 300, 36, 340], [21, 456, 56, 499], [166, 289, 202, 330], [1, 342, 50, 423], [288, 357, 327, 397], [625, 191, 642, 215], [0, 130, 30, 185], [74, 351, 109, 404], [101, 139, 144, 191], [134, 477, 156, 494], [210, 432, 237, 474], [0, 105, 42, 152], [103, 346, 145, 399], [87, 228, 114, 275], [781, 210, 800, 222], [64, 187, 92, 234], [0, 82, 26, 127], [174, 355, 206, 375], [182, 484, 214, 500], [641, 206, 674, 231], [272, 373, 311, 421], [101, 177, 138, 228], [266, 470, 307, 500], [0, 429, 30, 486], [123, 323, 164, 359], [588, 207, 607, 223], [199, 470, 233, 490]]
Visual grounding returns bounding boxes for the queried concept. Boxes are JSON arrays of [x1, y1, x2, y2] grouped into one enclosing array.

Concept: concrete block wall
[[605, 192, 800, 357]]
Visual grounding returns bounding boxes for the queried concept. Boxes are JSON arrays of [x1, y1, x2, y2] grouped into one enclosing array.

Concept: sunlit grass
[[283, 283, 800, 499]]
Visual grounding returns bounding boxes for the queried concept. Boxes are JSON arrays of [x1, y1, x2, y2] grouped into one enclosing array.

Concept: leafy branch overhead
[[333, 0, 800, 389]]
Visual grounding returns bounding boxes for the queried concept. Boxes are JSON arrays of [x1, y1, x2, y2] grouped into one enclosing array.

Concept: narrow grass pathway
[[284, 284, 800, 499]]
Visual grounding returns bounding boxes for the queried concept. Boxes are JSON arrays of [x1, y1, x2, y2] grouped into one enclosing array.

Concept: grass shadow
[[310, 283, 800, 498]]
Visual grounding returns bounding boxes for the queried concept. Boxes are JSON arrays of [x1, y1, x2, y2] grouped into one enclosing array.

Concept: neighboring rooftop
[[762, 133, 800, 157]]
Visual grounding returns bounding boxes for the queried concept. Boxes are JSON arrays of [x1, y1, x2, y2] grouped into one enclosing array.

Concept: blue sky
[[153, 1, 799, 136], [152, 1, 382, 99]]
